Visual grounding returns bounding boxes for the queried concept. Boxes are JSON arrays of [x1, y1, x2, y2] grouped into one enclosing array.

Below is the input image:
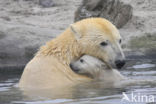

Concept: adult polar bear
[[19, 18, 125, 89]]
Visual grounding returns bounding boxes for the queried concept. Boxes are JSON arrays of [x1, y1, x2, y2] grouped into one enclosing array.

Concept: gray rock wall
[[74, 0, 133, 28], [0, 0, 82, 70]]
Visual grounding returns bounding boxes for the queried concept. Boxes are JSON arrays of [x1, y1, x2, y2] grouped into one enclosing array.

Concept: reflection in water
[[0, 58, 156, 104]]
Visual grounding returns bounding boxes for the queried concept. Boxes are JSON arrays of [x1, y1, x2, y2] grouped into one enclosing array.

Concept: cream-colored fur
[[70, 55, 125, 83], [19, 18, 124, 89]]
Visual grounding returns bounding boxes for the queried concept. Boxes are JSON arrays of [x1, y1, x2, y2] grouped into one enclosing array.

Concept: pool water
[[0, 57, 156, 104]]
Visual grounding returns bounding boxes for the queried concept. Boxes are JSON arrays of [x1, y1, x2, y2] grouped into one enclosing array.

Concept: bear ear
[[70, 24, 81, 41]]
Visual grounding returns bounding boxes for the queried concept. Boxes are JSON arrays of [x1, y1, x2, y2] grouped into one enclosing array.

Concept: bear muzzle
[[115, 59, 126, 69], [70, 63, 79, 73]]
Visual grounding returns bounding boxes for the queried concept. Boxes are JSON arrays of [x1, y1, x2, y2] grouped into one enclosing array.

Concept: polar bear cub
[[70, 55, 125, 82]]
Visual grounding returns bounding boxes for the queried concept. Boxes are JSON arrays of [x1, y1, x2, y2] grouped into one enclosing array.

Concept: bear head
[[70, 18, 125, 69]]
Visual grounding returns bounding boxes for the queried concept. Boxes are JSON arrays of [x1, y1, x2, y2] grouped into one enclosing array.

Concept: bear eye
[[100, 41, 108, 46], [80, 59, 84, 63], [119, 39, 122, 44]]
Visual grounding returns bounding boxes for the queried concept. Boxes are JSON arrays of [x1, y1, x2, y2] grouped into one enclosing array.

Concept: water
[[0, 58, 156, 104]]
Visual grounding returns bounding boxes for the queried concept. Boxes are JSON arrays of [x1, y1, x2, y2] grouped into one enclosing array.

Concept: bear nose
[[69, 63, 73, 69], [115, 60, 126, 69], [69, 63, 79, 72]]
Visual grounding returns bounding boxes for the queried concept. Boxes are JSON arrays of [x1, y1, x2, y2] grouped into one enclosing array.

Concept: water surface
[[0, 58, 156, 104]]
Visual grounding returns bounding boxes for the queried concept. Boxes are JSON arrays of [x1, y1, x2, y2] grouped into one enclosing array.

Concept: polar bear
[[70, 55, 125, 82], [19, 18, 125, 89]]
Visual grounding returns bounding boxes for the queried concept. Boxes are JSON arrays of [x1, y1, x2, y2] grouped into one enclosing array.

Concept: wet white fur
[[70, 55, 125, 83]]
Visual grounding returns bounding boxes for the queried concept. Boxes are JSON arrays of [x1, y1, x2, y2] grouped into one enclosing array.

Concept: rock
[[0, 0, 81, 72], [39, 0, 55, 8], [0, 21, 59, 70], [119, 0, 156, 52], [74, 0, 133, 28]]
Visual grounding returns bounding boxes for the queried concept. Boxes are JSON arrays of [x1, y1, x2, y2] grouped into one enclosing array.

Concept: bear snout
[[70, 63, 80, 73], [115, 60, 126, 69]]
